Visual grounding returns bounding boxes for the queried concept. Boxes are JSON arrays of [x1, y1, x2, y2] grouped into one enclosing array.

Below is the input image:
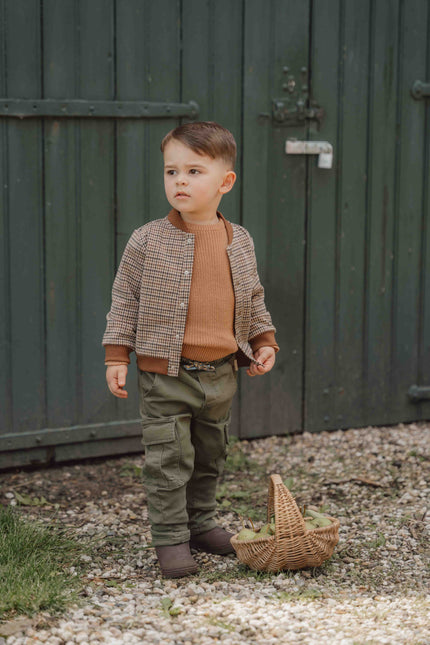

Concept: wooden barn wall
[[0, 0, 429, 468], [305, 0, 430, 430]]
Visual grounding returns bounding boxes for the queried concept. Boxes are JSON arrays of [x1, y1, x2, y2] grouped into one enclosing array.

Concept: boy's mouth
[[175, 191, 190, 198]]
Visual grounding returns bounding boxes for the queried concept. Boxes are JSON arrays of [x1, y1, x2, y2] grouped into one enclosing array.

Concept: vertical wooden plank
[[43, 0, 80, 428], [363, 0, 400, 425], [145, 0, 181, 228], [420, 30, 430, 414], [0, 0, 12, 435], [305, 0, 341, 430], [307, 0, 371, 430], [333, 0, 371, 428], [182, 0, 243, 224], [116, 0, 148, 244], [240, 0, 309, 437], [391, 0, 428, 420], [79, 0, 116, 424], [182, 0, 211, 117], [6, 0, 45, 432], [419, 3, 430, 416]]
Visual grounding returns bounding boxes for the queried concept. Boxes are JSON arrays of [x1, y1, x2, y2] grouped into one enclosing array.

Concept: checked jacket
[[103, 209, 277, 376]]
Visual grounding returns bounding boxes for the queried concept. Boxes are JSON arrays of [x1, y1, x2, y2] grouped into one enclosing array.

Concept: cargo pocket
[[141, 417, 184, 490]]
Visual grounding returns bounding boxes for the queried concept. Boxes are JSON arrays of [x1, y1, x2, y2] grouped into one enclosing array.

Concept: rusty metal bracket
[[0, 98, 199, 119], [272, 98, 324, 126]]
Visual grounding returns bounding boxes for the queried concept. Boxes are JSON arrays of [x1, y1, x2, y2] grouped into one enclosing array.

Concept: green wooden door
[[241, 0, 430, 435], [1, 0, 429, 468], [305, 0, 430, 430]]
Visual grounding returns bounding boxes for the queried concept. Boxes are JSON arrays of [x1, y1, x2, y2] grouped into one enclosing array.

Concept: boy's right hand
[[106, 365, 128, 398]]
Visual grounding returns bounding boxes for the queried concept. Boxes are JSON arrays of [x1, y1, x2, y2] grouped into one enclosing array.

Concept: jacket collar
[[167, 209, 233, 246]]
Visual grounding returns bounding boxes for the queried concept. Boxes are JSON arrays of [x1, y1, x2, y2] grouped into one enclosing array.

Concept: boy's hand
[[246, 346, 276, 377], [106, 365, 128, 398]]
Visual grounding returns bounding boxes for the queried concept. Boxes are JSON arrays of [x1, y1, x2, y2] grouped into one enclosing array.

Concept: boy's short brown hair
[[160, 121, 237, 169]]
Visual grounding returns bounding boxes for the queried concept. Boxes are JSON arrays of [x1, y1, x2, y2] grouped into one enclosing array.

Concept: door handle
[[286, 138, 333, 169]]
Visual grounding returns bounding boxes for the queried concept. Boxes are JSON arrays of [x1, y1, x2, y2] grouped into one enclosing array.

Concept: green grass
[[200, 563, 289, 583], [0, 505, 92, 620]]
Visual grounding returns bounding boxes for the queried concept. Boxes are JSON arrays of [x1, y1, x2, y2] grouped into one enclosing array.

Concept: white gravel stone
[[2, 423, 430, 645]]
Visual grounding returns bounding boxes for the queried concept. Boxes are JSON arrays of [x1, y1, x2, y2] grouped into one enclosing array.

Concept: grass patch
[[200, 563, 289, 583], [276, 587, 323, 602], [119, 462, 143, 479], [0, 506, 92, 620], [368, 532, 386, 550], [207, 617, 235, 632]]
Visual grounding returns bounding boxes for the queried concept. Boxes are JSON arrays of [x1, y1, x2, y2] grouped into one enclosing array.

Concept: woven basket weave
[[231, 474, 340, 572]]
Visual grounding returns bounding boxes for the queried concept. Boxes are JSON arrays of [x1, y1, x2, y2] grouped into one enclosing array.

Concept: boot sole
[[160, 564, 199, 579], [189, 542, 235, 555]]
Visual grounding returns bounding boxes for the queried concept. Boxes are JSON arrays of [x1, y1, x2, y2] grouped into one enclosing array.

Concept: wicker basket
[[230, 474, 340, 572]]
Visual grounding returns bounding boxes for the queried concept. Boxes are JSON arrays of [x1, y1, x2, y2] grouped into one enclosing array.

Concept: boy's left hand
[[246, 346, 276, 377]]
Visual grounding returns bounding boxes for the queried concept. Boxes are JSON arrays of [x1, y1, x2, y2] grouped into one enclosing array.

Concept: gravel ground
[[0, 422, 429, 644]]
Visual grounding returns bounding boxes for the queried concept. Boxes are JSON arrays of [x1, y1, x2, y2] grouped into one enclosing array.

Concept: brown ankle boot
[[155, 542, 199, 578], [189, 527, 235, 555]]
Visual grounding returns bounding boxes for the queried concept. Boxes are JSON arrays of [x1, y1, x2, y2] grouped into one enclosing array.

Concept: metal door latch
[[411, 81, 430, 100], [285, 139, 333, 169]]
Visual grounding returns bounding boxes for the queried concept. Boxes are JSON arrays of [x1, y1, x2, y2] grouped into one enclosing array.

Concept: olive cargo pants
[[138, 359, 238, 546]]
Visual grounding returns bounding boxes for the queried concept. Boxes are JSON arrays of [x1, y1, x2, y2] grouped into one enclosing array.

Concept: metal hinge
[[0, 98, 199, 119], [408, 385, 430, 402]]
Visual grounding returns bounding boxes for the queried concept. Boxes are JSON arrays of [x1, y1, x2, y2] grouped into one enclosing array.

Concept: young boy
[[103, 121, 279, 578]]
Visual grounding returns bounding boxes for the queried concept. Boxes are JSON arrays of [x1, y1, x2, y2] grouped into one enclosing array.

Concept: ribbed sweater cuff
[[250, 331, 279, 354], [104, 344, 132, 364]]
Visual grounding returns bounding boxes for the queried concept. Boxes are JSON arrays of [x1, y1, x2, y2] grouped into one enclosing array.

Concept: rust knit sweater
[[181, 217, 238, 361]]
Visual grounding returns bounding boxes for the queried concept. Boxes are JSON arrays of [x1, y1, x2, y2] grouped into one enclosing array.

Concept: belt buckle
[[182, 363, 198, 372], [182, 360, 215, 372], [200, 363, 216, 372]]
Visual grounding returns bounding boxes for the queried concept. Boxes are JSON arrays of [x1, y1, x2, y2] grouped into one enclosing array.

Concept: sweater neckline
[[167, 209, 234, 245], [184, 217, 225, 233]]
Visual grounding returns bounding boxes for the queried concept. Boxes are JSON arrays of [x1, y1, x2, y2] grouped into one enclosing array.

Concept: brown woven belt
[[180, 353, 235, 372]]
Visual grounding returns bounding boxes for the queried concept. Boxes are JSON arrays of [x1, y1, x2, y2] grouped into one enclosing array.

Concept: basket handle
[[267, 474, 307, 539]]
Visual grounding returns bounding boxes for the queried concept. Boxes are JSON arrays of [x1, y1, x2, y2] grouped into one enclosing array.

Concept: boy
[[103, 121, 279, 578]]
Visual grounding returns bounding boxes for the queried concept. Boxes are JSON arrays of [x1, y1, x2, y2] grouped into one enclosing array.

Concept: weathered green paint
[[0, 0, 429, 468], [305, 0, 430, 430]]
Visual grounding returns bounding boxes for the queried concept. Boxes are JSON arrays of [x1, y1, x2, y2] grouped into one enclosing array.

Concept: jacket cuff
[[249, 331, 280, 354], [104, 344, 132, 364]]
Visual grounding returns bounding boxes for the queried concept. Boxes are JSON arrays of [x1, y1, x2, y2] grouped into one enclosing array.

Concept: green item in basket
[[236, 528, 257, 541], [304, 508, 333, 528], [258, 523, 272, 537]]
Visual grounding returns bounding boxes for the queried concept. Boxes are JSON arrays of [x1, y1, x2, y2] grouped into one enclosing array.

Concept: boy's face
[[163, 139, 236, 221]]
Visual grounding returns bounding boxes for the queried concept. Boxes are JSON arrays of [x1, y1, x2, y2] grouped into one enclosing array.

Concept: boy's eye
[[189, 169, 200, 175], [166, 169, 177, 176]]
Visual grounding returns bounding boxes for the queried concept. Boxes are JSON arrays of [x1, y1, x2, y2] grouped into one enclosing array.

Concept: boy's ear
[[220, 170, 237, 194]]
